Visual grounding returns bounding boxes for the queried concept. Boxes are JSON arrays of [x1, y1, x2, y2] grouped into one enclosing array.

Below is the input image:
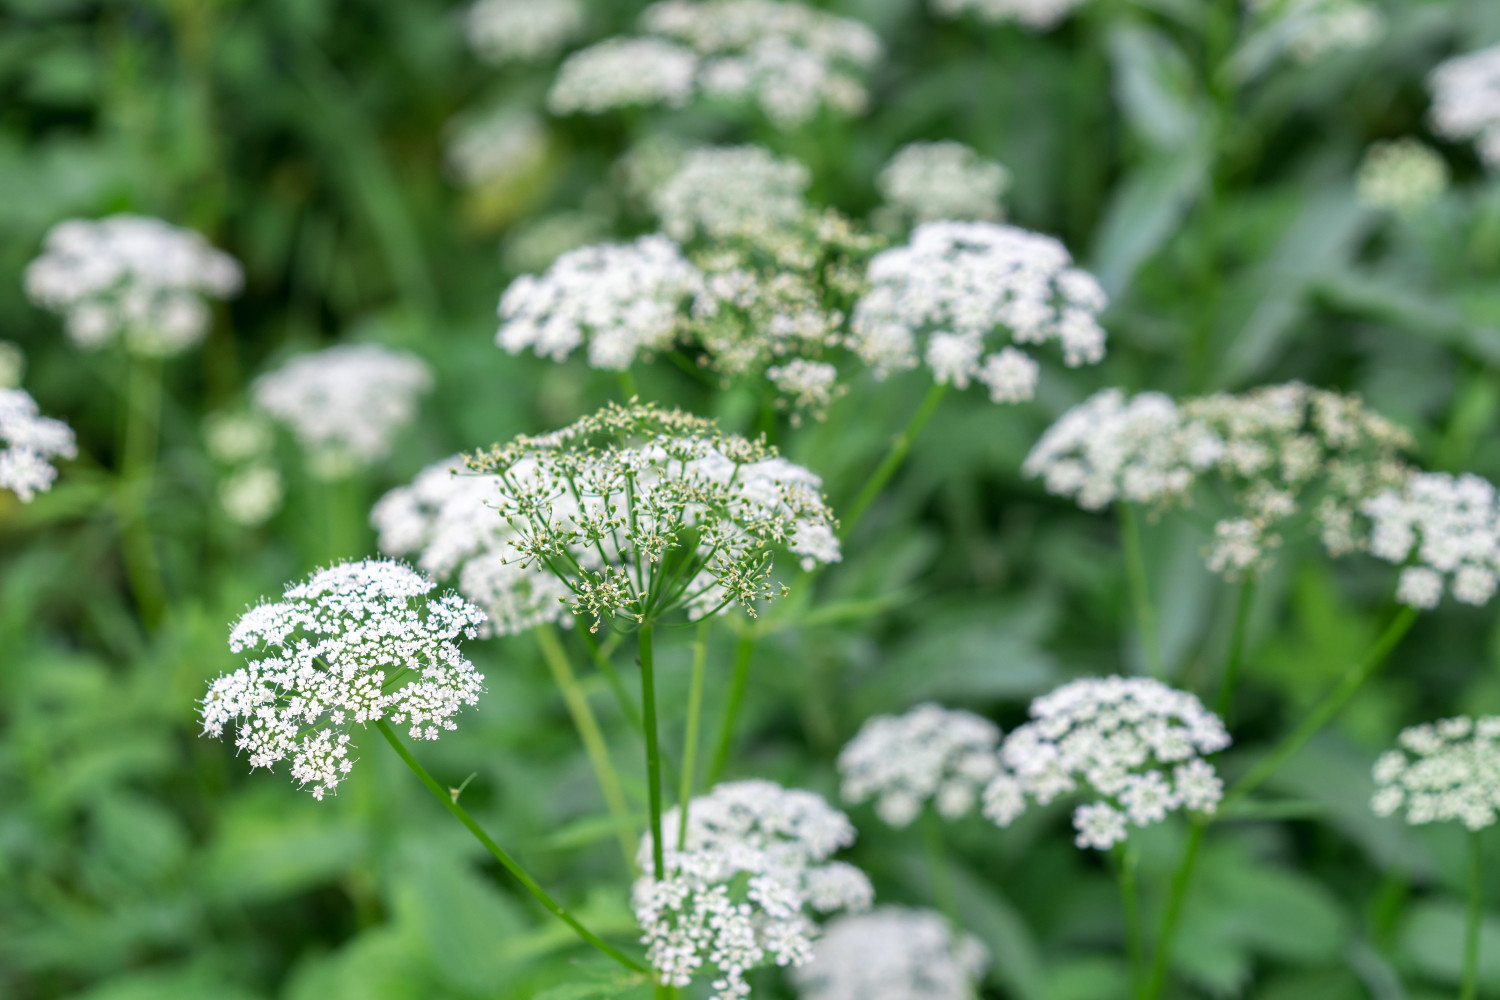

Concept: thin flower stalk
[[118, 355, 167, 626], [705, 634, 758, 784], [920, 808, 962, 932], [841, 381, 948, 538], [677, 619, 710, 846], [1115, 842, 1143, 991], [639, 622, 667, 883], [1215, 578, 1256, 722], [1118, 503, 1163, 679]]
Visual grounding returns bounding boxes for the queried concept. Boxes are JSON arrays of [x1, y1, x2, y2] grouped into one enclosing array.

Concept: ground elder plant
[[1364, 472, 1500, 609], [838, 703, 1002, 827]]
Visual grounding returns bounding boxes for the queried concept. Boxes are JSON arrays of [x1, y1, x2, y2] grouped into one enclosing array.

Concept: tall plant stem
[[374, 720, 647, 974], [119, 355, 166, 627], [705, 635, 757, 785], [618, 370, 639, 402], [840, 382, 948, 540], [639, 623, 666, 881], [535, 624, 636, 871], [921, 809, 962, 930], [677, 620, 710, 845], [1462, 830, 1483, 1000], [1118, 503, 1163, 678], [1215, 577, 1256, 723], [581, 632, 644, 734], [1139, 820, 1205, 1000], [1116, 841, 1144, 991], [322, 474, 361, 564]]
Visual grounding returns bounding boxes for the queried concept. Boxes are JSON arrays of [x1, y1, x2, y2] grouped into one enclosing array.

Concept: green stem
[[921, 809, 962, 931], [1215, 577, 1256, 723], [677, 620, 709, 846], [373, 719, 647, 973], [705, 635, 757, 785], [1462, 830, 1483, 1000], [119, 354, 166, 627], [1140, 820, 1205, 1000], [618, 369, 640, 402], [582, 632, 644, 735], [639, 623, 666, 880], [1221, 606, 1420, 812], [535, 624, 637, 872], [1119, 503, 1163, 678], [840, 382, 948, 540], [323, 474, 361, 564], [1117, 841, 1144, 992]]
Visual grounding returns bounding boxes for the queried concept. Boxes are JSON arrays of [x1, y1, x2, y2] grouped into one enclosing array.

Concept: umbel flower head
[[791, 906, 989, 1000], [1364, 472, 1500, 609], [464, 0, 584, 65], [444, 108, 550, 190], [849, 221, 1108, 404], [372, 456, 573, 636], [468, 401, 841, 631], [0, 388, 77, 503], [838, 703, 1002, 827], [252, 344, 434, 479], [876, 140, 1010, 226], [653, 144, 811, 242], [633, 780, 875, 1000], [1357, 138, 1449, 215], [25, 215, 243, 357], [1429, 43, 1500, 171], [1372, 716, 1500, 830], [983, 676, 1230, 850], [928, 0, 1088, 32], [1024, 383, 1414, 577], [199, 560, 486, 800], [548, 38, 700, 115]]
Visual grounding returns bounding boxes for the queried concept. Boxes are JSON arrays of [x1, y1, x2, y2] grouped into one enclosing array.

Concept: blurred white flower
[[199, 560, 486, 800], [25, 215, 242, 357], [792, 906, 988, 1000], [653, 145, 811, 242], [445, 109, 550, 189], [849, 221, 1107, 401], [838, 703, 1002, 827], [0, 387, 77, 503], [1357, 139, 1449, 214], [203, 409, 275, 466], [1364, 472, 1500, 609], [548, 37, 699, 114], [1247, 0, 1382, 63], [982, 676, 1230, 850], [0, 341, 24, 389], [218, 464, 284, 527], [1372, 716, 1500, 830], [1430, 44, 1500, 171], [877, 141, 1010, 225], [767, 359, 844, 423], [252, 344, 433, 479], [929, 0, 1087, 31], [465, 0, 584, 64], [635, 780, 874, 1000]]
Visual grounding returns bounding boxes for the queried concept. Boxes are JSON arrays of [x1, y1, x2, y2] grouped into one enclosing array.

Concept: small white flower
[[465, 0, 584, 64], [548, 37, 699, 114], [767, 359, 844, 422], [653, 145, 810, 242], [1357, 139, 1448, 214], [791, 906, 988, 1000], [838, 703, 1001, 827], [1371, 716, 1500, 831], [219, 464, 283, 527], [0, 387, 77, 503], [1364, 472, 1500, 609], [204, 410, 274, 465], [1430, 44, 1500, 171], [877, 141, 1010, 224]]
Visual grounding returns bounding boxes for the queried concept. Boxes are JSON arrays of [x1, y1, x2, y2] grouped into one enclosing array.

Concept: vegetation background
[[5, 0, 1500, 998]]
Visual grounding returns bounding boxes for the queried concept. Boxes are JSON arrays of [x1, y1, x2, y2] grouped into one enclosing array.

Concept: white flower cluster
[[1357, 138, 1448, 214], [465, 0, 584, 65], [838, 703, 1002, 827], [634, 780, 874, 1000], [548, 38, 699, 114], [877, 141, 1010, 225], [792, 906, 989, 1000], [496, 235, 700, 371], [25, 215, 242, 357], [1364, 472, 1500, 609], [653, 145, 811, 242], [1372, 716, 1500, 830], [0, 388, 77, 503], [982, 676, 1230, 850], [372, 456, 573, 636], [203, 409, 282, 527], [445, 109, 549, 189], [1248, 0, 1382, 63], [252, 344, 433, 479], [199, 560, 486, 800], [471, 402, 841, 630], [850, 221, 1108, 403], [1429, 44, 1500, 171], [1025, 383, 1414, 577], [929, 0, 1087, 31], [767, 359, 844, 421]]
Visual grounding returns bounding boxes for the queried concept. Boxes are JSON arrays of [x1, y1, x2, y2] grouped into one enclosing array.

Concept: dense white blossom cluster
[[252, 345, 433, 479], [0, 388, 77, 503], [877, 141, 1010, 225], [199, 560, 486, 800], [1357, 139, 1448, 214], [1372, 716, 1500, 830], [982, 676, 1230, 850], [653, 145, 811, 242], [792, 906, 989, 1000], [25, 215, 242, 357], [0, 341, 24, 389], [838, 703, 1002, 827], [372, 456, 573, 635], [1364, 472, 1500, 609], [1024, 383, 1413, 576], [633, 780, 874, 1000], [464, 0, 584, 65], [204, 409, 282, 526], [470, 402, 841, 630], [1429, 44, 1500, 171], [445, 109, 549, 189], [929, 0, 1087, 31], [850, 222, 1107, 403], [496, 235, 700, 371], [1248, 0, 1382, 63], [548, 38, 699, 114]]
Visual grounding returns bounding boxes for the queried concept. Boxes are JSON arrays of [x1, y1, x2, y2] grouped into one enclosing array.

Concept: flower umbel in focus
[[1364, 472, 1500, 609], [1429, 44, 1500, 171], [468, 401, 841, 631], [0, 388, 77, 503], [1372, 716, 1500, 830], [252, 344, 434, 479], [465, 0, 584, 64], [791, 906, 989, 1000], [876, 141, 1010, 226], [1357, 139, 1448, 214], [838, 703, 1002, 827], [633, 780, 874, 1000], [982, 676, 1230, 850], [25, 215, 243, 357], [199, 560, 486, 800]]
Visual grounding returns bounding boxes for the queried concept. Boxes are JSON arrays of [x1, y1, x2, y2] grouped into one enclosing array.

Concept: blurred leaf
[[1397, 899, 1500, 989]]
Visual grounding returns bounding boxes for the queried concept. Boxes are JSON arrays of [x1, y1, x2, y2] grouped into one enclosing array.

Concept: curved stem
[[840, 382, 948, 540], [1116, 841, 1143, 991], [1215, 577, 1256, 723], [1463, 830, 1483, 1000], [119, 354, 166, 627], [535, 624, 636, 872], [1118, 503, 1163, 678], [639, 623, 666, 880], [374, 720, 647, 973], [677, 620, 709, 846], [705, 635, 757, 785], [921, 808, 961, 930], [1140, 819, 1205, 1000]]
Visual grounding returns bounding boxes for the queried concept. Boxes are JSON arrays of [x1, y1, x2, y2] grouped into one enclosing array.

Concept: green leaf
[[1397, 899, 1500, 989]]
